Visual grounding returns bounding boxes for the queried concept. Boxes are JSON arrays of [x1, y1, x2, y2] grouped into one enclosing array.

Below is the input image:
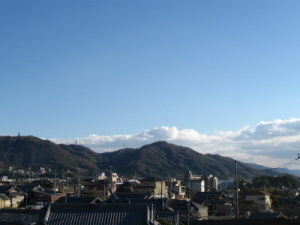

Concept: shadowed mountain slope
[[0, 136, 105, 172], [0, 136, 277, 179], [100, 141, 277, 179]]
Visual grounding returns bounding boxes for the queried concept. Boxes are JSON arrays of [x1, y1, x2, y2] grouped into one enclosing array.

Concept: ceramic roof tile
[[54, 197, 103, 204], [45, 203, 152, 225], [0, 209, 43, 225]]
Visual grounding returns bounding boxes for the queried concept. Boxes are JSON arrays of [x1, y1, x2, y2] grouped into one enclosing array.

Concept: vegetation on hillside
[[0, 136, 284, 179]]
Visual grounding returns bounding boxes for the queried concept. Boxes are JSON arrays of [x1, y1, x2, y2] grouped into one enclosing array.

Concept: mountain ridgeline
[[0, 136, 278, 179]]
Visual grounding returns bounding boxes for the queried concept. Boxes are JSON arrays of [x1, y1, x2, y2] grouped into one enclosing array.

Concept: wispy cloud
[[50, 118, 300, 168]]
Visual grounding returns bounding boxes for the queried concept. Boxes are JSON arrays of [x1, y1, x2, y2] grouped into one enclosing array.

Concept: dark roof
[[45, 203, 154, 225], [0, 186, 24, 196], [0, 185, 14, 193], [108, 192, 154, 203], [0, 209, 43, 225], [54, 197, 103, 204], [128, 199, 166, 212], [249, 212, 287, 219], [16, 185, 40, 193], [193, 192, 225, 201]]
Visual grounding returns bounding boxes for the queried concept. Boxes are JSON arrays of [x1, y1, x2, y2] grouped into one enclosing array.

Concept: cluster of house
[[0, 170, 299, 225]]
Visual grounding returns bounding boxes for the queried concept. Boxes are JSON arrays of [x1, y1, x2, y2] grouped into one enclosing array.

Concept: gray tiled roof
[[45, 203, 154, 225], [129, 199, 166, 212], [193, 191, 225, 201], [0, 209, 43, 225], [54, 197, 103, 204], [108, 192, 154, 203], [16, 185, 40, 193]]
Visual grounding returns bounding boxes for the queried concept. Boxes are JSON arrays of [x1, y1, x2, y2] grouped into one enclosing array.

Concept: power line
[[250, 154, 300, 172]]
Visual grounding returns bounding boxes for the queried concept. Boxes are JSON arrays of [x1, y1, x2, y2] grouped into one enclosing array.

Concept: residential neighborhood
[[0, 168, 299, 225]]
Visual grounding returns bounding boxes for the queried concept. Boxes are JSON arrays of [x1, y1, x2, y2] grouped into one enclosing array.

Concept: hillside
[[0, 136, 278, 179], [0, 136, 105, 173], [100, 141, 278, 179]]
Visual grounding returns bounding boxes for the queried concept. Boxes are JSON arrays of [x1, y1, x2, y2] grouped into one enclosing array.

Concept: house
[[167, 181, 186, 200], [33, 189, 64, 203], [240, 190, 272, 211], [0, 186, 25, 208], [189, 179, 205, 194], [0, 176, 8, 182], [170, 200, 208, 221], [191, 201, 209, 219], [192, 191, 227, 203], [0, 194, 10, 208], [192, 191, 231, 216], [184, 171, 206, 195], [15, 185, 45, 208], [108, 191, 155, 203], [82, 180, 111, 200], [215, 199, 233, 216], [136, 177, 168, 198], [116, 180, 138, 192]]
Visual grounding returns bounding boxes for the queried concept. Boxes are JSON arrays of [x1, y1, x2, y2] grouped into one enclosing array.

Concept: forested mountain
[[100, 141, 278, 179], [0, 136, 279, 179], [0, 136, 105, 173]]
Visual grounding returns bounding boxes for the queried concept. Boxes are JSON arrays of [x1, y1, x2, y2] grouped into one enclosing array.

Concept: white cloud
[[50, 118, 300, 168]]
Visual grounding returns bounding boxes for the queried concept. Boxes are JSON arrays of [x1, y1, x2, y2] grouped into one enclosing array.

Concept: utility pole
[[77, 167, 80, 197], [235, 160, 239, 219], [161, 178, 163, 199], [65, 172, 68, 204], [54, 169, 57, 200]]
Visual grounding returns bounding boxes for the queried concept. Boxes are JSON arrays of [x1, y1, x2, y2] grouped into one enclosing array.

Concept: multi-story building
[[205, 175, 218, 192], [135, 177, 168, 198]]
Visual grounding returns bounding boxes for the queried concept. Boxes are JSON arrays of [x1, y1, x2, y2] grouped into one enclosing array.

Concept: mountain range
[[0, 135, 283, 179], [246, 163, 300, 177]]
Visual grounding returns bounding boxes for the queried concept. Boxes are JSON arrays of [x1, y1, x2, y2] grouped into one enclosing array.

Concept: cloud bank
[[51, 118, 300, 168]]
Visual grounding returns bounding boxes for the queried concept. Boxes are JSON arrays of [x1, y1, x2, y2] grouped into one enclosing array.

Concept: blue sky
[[1, 1, 300, 168]]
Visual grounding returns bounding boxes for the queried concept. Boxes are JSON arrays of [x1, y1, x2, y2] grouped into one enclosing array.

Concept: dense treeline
[[252, 174, 299, 189]]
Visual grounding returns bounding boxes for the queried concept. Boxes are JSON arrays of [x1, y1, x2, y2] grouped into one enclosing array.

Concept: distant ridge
[[0, 136, 280, 179], [246, 163, 300, 177], [0, 135, 105, 172], [100, 141, 279, 179]]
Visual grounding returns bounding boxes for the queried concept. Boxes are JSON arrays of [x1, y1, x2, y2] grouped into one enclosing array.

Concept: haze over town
[[1, 1, 300, 169]]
